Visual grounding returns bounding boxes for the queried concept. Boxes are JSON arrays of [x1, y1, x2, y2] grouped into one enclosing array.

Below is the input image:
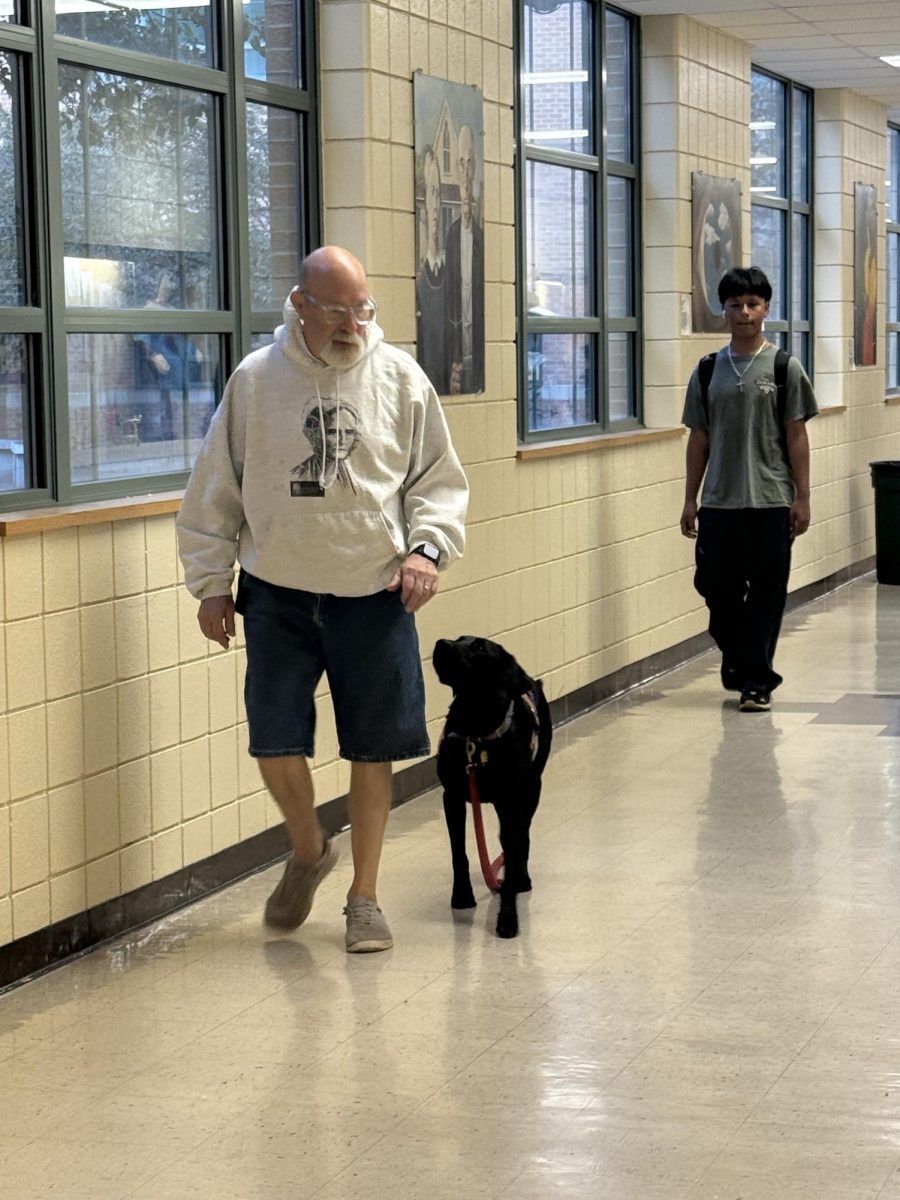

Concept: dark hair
[[717, 266, 772, 305]]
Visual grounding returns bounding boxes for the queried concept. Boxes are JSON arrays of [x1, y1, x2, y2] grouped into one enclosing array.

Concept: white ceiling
[[617, 0, 900, 120]]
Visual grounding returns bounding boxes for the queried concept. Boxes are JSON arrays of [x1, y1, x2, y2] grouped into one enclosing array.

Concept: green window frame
[[515, 0, 642, 442], [750, 67, 813, 375], [0, 0, 319, 507]]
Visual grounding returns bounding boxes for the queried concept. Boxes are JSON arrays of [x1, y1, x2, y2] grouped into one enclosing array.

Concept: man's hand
[[150, 352, 170, 374], [198, 595, 236, 648], [680, 499, 699, 538], [789, 496, 811, 539], [387, 553, 439, 613]]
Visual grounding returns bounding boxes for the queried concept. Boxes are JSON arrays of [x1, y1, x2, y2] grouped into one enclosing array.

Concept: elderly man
[[445, 124, 484, 394], [177, 246, 468, 952]]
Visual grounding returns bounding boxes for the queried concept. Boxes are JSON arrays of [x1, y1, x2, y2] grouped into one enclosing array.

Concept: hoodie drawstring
[[315, 377, 341, 490]]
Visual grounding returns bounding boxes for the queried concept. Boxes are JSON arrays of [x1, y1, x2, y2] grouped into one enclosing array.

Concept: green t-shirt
[[681, 345, 818, 509]]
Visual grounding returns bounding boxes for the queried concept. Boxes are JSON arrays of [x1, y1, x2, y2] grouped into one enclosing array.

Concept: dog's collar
[[441, 690, 540, 765], [442, 701, 513, 749], [479, 701, 515, 742]]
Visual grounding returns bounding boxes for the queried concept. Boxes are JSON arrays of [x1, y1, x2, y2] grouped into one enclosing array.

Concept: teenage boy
[[680, 266, 818, 712]]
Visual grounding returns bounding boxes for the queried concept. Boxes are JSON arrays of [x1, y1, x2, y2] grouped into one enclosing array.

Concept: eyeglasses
[[301, 292, 378, 326]]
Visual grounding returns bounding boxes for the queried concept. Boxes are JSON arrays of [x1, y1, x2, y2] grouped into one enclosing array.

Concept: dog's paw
[[516, 873, 533, 894], [451, 886, 477, 910], [496, 912, 518, 938]]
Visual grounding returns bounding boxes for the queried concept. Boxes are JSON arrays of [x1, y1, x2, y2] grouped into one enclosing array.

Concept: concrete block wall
[[0, 520, 283, 944]]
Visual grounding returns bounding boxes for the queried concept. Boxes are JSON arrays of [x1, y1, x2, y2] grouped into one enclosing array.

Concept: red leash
[[467, 766, 504, 893]]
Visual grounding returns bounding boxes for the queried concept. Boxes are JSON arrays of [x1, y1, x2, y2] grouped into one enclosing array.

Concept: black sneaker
[[721, 664, 741, 692], [739, 690, 771, 712]]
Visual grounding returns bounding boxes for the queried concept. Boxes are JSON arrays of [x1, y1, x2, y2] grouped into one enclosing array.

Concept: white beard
[[320, 333, 365, 369]]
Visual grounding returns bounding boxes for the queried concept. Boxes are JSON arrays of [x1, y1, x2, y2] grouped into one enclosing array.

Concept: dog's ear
[[498, 648, 534, 697], [511, 662, 535, 695]]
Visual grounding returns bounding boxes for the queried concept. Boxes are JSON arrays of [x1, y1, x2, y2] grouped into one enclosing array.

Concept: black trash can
[[870, 461, 900, 584]]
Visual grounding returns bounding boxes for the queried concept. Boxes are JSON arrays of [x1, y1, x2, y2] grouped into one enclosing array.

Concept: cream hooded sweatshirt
[[176, 298, 468, 600]]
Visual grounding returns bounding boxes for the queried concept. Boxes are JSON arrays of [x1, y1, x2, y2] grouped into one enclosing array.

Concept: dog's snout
[[432, 638, 455, 682], [432, 638, 451, 666]]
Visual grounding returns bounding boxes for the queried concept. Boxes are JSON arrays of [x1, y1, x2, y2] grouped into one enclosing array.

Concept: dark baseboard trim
[[784, 555, 875, 612], [0, 557, 876, 993]]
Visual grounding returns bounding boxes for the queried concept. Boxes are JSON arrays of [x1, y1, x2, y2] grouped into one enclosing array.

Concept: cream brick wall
[[0, 522, 242, 939], [1, 5, 898, 949]]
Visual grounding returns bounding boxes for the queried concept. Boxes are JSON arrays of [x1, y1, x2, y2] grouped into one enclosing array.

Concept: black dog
[[433, 636, 552, 938]]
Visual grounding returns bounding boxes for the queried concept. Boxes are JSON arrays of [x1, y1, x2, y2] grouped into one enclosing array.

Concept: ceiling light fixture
[[522, 71, 589, 85], [525, 129, 589, 141], [879, 54, 900, 69]]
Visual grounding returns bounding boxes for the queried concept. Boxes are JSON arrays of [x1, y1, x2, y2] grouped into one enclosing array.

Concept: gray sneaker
[[344, 897, 393, 953], [264, 839, 338, 931]]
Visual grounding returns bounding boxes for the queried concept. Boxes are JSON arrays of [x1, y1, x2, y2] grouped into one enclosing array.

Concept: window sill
[[886, 395, 900, 407], [0, 491, 183, 538], [517, 425, 684, 460]]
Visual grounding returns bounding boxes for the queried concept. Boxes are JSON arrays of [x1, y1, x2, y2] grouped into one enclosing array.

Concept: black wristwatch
[[410, 542, 440, 566]]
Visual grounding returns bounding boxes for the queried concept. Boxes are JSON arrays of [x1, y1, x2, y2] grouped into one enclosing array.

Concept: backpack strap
[[697, 352, 717, 424], [774, 347, 790, 425]]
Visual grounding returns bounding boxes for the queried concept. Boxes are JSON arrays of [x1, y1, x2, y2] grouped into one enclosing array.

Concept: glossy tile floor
[[3, 574, 900, 1199]]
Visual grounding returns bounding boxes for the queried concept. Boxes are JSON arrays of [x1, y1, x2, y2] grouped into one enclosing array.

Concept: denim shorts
[[235, 570, 430, 762]]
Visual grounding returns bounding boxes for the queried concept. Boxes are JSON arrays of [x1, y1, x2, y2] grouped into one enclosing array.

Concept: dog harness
[[440, 689, 541, 770]]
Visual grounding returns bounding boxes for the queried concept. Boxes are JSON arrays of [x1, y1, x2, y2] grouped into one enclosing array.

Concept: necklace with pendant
[[727, 341, 767, 392]]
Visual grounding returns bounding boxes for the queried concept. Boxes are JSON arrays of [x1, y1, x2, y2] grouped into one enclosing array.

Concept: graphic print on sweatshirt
[[290, 396, 362, 497]]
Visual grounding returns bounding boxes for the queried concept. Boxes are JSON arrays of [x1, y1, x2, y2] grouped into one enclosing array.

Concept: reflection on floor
[[2, 575, 900, 1199]]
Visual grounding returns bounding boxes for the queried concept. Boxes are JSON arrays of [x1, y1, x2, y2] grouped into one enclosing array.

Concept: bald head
[[297, 246, 368, 295]]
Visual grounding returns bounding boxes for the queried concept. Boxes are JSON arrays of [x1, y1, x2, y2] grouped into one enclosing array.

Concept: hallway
[[1, 574, 899, 1199]]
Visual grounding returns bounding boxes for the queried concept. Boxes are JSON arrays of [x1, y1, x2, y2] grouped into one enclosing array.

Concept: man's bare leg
[[347, 761, 393, 901], [259, 755, 337, 931], [258, 755, 324, 862]]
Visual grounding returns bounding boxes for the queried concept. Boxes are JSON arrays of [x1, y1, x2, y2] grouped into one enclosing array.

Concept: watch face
[[416, 543, 439, 562]]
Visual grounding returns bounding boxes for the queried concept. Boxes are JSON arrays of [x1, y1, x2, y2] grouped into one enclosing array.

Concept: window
[[0, 48, 39, 492], [516, 1, 640, 439], [0, 0, 318, 504], [750, 69, 812, 374], [888, 125, 900, 393]]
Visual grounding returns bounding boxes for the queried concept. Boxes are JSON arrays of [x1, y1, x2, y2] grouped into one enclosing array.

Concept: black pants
[[694, 507, 792, 695]]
